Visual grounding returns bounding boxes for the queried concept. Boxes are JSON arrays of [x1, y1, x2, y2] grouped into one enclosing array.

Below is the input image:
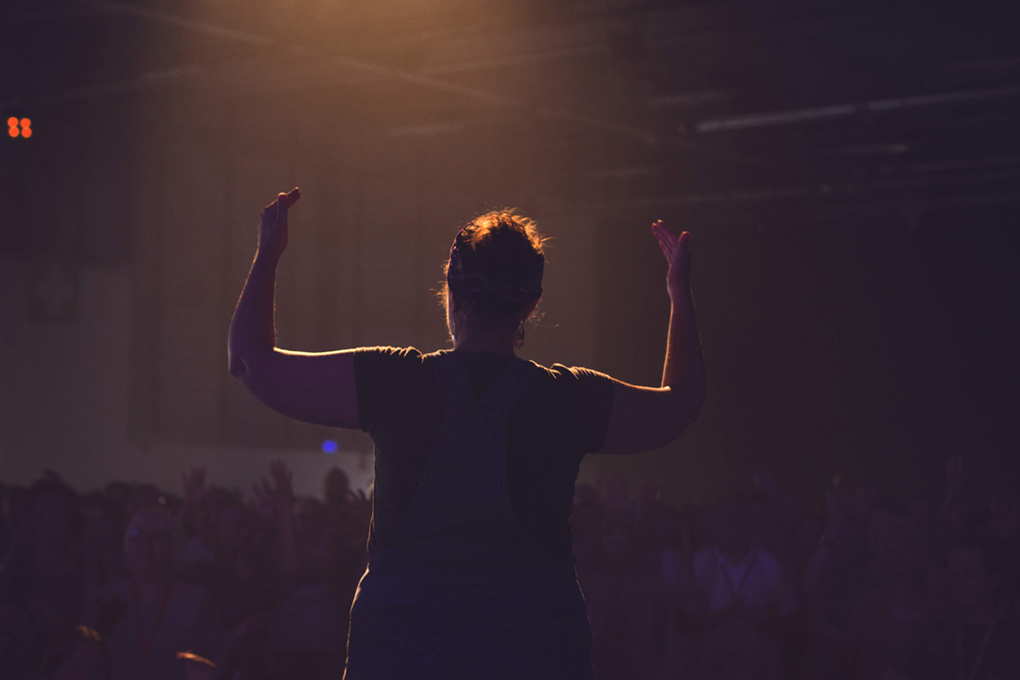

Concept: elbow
[[227, 344, 248, 378], [228, 339, 268, 380], [667, 384, 706, 442]]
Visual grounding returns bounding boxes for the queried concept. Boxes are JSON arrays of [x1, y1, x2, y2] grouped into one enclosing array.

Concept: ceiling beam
[[79, 0, 664, 145]]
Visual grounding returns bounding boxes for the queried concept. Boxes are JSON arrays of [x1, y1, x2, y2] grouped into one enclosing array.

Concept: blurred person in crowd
[[0, 478, 87, 645], [689, 493, 796, 680], [802, 480, 888, 626], [324, 467, 356, 512], [262, 582, 348, 680], [648, 503, 699, 680], [843, 512, 945, 680], [228, 191, 705, 679], [752, 465, 806, 577], [692, 494, 797, 622], [82, 507, 228, 680], [81, 494, 129, 603], [604, 473, 638, 530], [0, 600, 39, 679], [40, 625, 111, 680], [322, 472, 373, 628], [586, 527, 644, 679], [888, 534, 1020, 680]]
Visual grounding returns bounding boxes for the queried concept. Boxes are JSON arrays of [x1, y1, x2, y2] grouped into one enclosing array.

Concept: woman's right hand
[[651, 220, 691, 301], [258, 188, 300, 259]]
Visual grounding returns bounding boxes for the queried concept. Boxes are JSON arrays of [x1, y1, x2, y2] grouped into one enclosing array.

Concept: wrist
[[668, 287, 693, 307], [255, 244, 282, 267]]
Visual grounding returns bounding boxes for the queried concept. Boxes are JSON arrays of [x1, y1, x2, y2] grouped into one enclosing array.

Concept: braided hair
[[444, 210, 545, 329]]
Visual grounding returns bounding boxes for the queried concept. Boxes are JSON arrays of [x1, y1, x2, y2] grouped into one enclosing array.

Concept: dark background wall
[[2, 0, 1018, 504]]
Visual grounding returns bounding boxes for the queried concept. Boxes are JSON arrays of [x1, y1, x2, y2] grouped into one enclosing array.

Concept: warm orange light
[[8, 127, 18, 138], [21, 127, 32, 138], [7, 117, 17, 127], [20, 118, 30, 128]]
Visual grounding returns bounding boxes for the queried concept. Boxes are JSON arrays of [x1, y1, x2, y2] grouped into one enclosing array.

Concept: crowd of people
[[0, 455, 1017, 680]]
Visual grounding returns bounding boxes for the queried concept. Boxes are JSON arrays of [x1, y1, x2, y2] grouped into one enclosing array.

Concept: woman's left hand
[[259, 188, 300, 258], [651, 219, 691, 302]]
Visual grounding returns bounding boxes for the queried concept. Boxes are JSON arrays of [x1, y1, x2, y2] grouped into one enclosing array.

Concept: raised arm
[[227, 190, 360, 429], [599, 221, 705, 455]]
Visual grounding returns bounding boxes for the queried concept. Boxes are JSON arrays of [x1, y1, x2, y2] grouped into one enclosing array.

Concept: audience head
[[873, 511, 928, 580], [81, 494, 126, 547], [235, 509, 273, 563], [717, 494, 755, 561], [41, 626, 110, 680], [124, 507, 181, 580], [444, 210, 545, 337], [215, 496, 245, 555], [948, 534, 1009, 615], [324, 467, 353, 509], [28, 479, 81, 546]]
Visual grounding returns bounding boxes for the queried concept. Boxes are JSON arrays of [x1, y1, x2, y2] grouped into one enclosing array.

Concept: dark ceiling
[[4, 0, 1019, 210]]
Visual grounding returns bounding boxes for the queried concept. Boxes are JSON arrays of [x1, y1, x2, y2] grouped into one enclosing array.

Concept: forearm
[[228, 247, 280, 377], [661, 290, 705, 423], [600, 288, 706, 455]]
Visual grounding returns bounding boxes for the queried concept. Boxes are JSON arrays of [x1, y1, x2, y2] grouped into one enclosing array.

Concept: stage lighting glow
[[321, 439, 339, 454], [20, 119, 31, 138], [7, 118, 18, 138]]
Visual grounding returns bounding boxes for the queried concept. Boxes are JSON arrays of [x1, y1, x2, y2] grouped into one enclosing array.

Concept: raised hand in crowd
[[257, 459, 298, 579]]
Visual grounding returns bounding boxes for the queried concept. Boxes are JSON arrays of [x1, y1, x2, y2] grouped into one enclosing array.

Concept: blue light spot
[[321, 439, 338, 454]]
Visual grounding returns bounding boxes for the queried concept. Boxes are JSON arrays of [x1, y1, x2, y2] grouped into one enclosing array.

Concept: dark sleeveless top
[[354, 347, 615, 566]]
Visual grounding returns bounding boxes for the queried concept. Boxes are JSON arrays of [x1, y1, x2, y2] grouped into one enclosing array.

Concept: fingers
[[275, 188, 300, 210], [677, 231, 692, 262], [651, 220, 691, 268], [651, 220, 676, 260], [262, 188, 301, 218]]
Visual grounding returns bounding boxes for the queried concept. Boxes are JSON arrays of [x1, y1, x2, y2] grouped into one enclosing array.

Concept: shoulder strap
[[429, 352, 536, 416], [480, 359, 537, 416], [429, 351, 476, 410]]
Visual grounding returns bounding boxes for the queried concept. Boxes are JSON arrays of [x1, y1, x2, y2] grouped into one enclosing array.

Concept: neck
[[452, 327, 517, 357]]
